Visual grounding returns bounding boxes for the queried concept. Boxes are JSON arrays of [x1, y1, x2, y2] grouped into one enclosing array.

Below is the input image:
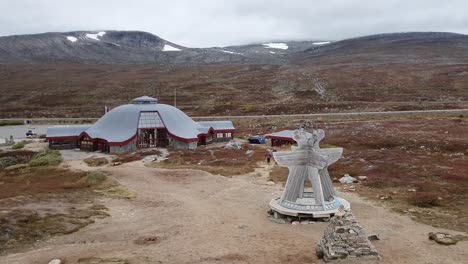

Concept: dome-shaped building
[[47, 96, 235, 153]]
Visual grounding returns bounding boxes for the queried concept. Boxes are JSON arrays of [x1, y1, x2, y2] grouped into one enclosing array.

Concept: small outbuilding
[[47, 96, 235, 153], [265, 130, 312, 147]]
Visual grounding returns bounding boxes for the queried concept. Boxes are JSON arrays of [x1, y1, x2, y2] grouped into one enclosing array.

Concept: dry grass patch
[[251, 117, 468, 232], [268, 165, 289, 183], [94, 186, 136, 199], [84, 157, 109, 166], [150, 146, 265, 177], [0, 204, 109, 255], [112, 154, 143, 163]]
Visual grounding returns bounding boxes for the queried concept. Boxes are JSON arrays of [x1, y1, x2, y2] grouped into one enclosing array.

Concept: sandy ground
[[1, 161, 467, 264]]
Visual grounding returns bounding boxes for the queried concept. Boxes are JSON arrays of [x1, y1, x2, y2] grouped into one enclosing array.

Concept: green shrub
[[38, 134, 47, 139], [0, 120, 23, 126], [242, 105, 256, 113], [84, 171, 107, 184], [0, 156, 19, 169], [29, 148, 62, 167], [11, 142, 26, 149]]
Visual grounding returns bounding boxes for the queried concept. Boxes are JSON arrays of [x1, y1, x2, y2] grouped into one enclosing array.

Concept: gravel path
[[1, 162, 467, 264]]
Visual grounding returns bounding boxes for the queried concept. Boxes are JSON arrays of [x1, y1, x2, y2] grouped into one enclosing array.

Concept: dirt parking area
[[1, 160, 467, 264]]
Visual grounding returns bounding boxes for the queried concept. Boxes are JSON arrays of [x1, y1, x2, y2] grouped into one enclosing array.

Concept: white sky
[[0, 0, 467, 47]]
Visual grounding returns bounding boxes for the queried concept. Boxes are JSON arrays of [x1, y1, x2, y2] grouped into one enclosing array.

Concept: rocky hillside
[[0, 31, 467, 117], [295, 32, 468, 64], [0, 30, 329, 65]]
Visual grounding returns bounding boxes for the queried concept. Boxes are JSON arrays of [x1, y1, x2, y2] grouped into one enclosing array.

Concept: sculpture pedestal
[[269, 195, 350, 218]]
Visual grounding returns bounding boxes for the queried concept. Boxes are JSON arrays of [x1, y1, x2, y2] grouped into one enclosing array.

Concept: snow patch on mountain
[[163, 44, 181, 51], [313, 42, 331, 45], [221, 50, 242, 55], [86, 32, 106, 41], [66, 36, 78, 42], [262, 43, 288, 50]]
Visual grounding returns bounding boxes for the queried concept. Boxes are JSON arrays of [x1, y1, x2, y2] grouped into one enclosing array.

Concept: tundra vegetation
[[0, 145, 130, 255]]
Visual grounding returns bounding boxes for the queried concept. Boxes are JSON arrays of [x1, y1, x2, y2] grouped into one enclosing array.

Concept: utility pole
[[174, 87, 177, 107]]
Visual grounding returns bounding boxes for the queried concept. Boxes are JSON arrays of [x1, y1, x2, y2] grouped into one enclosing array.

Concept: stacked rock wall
[[317, 208, 379, 262]]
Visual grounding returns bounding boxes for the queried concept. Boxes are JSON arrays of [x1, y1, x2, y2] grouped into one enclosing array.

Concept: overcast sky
[[0, 0, 467, 47]]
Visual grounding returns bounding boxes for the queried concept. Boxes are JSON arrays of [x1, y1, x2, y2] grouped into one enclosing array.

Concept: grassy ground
[[1, 63, 467, 118], [0, 147, 129, 255], [247, 115, 468, 233], [149, 145, 265, 177]]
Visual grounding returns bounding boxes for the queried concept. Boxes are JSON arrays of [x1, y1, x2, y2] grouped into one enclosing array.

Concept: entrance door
[[138, 129, 157, 148], [157, 129, 168, 147]]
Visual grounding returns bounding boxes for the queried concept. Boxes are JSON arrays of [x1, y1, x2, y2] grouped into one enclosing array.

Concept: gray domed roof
[[84, 103, 201, 143], [131, 96, 159, 104]]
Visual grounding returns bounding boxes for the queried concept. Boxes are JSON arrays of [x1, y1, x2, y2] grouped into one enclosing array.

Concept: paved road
[[0, 124, 49, 140], [192, 108, 468, 119], [1, 108, 468, 122]]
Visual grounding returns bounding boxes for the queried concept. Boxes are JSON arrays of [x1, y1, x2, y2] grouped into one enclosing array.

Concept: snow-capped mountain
[[0, 30, 331, 64]]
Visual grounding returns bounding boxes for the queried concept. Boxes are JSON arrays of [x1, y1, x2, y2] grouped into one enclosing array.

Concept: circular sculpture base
[[269, 196, 350, 218]]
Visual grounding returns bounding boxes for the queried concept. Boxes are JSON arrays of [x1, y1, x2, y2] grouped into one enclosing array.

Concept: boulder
[[48, 259, 62, 264], [339, 174, 357, 184], [428, 232, 458, 245], [224, 140, 241, 150], [357, 175, 368, 181]]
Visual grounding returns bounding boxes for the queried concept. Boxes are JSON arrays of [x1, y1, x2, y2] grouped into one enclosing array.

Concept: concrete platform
[[269, 196, 350, 218]]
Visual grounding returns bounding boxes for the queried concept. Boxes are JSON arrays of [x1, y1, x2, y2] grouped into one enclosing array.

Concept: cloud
[[0, 0, 467, 47]]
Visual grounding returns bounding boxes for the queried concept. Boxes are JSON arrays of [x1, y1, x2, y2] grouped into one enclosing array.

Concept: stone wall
[[317, 207, 379, 262], [168, 137, 197, 149], [110, 138, 137, 154]]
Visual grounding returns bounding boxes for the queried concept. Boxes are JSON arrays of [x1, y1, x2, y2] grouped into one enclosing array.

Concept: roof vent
[[131, 96, 159, 104]]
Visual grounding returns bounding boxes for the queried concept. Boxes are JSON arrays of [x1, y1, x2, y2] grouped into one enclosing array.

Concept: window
[[138, 112, 165, 128], [225, 133, 231, 137], [217, 133, 223, 138]]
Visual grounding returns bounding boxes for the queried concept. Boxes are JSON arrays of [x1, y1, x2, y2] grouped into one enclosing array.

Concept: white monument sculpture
[[269, 128, 350, 218]]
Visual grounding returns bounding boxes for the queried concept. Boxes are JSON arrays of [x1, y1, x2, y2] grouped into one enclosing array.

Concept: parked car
[[248, 135, 266, 144], [26, 129, 37, 137]]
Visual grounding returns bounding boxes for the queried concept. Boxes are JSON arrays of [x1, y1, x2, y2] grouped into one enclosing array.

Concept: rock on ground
[[428, 232, 458, 245], [339, 174, 357, 184]]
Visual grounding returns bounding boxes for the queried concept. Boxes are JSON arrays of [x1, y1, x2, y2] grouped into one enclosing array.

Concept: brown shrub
[[112, 154, 143, 163], [364, 178, 405, 188], [0, 167, 87, 198], [408, 192, 441, 208]]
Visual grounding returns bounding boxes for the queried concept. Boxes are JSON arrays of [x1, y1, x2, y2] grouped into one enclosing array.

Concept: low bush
[[29, 148, 62, 167], [408, 192, 441, 208], [84, 157, 109, 167], [0, 156, 19, 169], [243, 105, 256, 113], [11, 142, 25, 149], [0, 120, 23, 126], [84, 171, 107, 184]]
